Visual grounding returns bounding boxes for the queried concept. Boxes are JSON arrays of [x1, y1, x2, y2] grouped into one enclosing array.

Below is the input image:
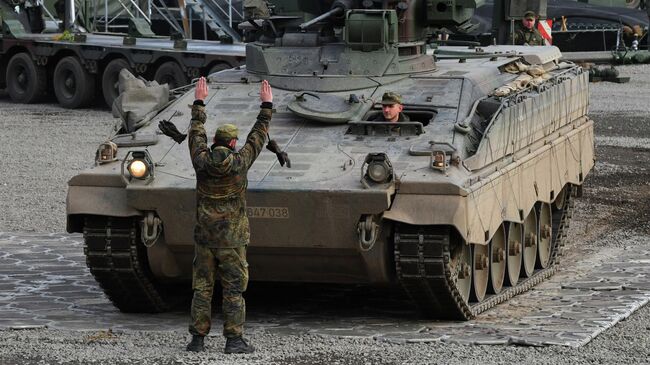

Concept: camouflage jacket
[[188, 102, 271, 247], [510, 24, 545, 46]]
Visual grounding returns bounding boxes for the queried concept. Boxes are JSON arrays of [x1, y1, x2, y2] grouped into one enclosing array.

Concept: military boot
[[186, 335, 205, 352], [224, 336, 255, 354]]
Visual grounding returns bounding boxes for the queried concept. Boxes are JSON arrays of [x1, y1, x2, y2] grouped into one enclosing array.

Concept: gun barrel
[[299, 7, 344, 30]]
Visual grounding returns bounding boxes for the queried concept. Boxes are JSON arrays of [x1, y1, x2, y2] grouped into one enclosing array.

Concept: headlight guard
[[121, 150, 155, 184]]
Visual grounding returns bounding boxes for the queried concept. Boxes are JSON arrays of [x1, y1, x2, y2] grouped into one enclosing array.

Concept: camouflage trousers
[[189, 244, 249, 338]]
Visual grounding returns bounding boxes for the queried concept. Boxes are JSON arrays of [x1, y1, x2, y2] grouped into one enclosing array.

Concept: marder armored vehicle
[[67, 0, 594, 319]]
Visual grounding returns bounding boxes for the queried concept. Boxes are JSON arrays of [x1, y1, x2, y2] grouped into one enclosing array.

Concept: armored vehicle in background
[[67, 0, 594, 319]]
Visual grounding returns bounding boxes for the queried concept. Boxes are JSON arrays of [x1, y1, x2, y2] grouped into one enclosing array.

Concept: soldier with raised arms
[[185, 77, 273, 354]]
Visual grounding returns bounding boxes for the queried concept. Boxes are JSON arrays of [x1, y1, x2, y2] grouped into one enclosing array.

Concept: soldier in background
[[373, 92, 410, 123], [243, 0, 271, 19], [510, 10, 545, 46], [185, 77, 273, 354]]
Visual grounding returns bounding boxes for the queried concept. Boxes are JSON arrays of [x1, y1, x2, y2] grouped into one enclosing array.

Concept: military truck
[[0, 0, 244, 108], [67, 0, 594, 319]]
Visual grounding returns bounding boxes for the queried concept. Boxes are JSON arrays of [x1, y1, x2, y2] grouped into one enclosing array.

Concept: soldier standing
[[185, 77, 273, 354], [510, 11, 545, 46]]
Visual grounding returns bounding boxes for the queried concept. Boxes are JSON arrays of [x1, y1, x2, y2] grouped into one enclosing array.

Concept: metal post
[[189, 6, 192, 39], [202, 5, 207, 40], [105, 0, 108, 32], [65, 0, 76, 31], [228, 0, 232, 28]]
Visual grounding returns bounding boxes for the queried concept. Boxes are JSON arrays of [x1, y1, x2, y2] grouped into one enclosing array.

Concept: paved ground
[[0, 231, 648, 347]]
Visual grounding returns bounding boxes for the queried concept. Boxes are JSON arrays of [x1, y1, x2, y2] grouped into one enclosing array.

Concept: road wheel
[[53, 56, 95, 108], [6, 53, 46, 103], [102, 58, 132, 108], [537, 203, 553, 269], [470, 243, 489, 302], [521, 209, 538, 278], [488, 224, 506, 294], [153, 61, 189, 90], [505, 222, 522, 286]]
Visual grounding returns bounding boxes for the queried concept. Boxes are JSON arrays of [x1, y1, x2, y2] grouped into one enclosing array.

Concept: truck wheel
[[53, 56, 95, 109], [102, 58, 132, 108], [207, 62, 230, 76], [6, 53, 46, 103], [153, 61, 189, 90]]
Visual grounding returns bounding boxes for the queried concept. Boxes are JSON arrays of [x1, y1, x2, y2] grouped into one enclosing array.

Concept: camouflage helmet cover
[[381, 91, 403, 105], [214, 124, 239, 140], [524, 11, 536, 20]]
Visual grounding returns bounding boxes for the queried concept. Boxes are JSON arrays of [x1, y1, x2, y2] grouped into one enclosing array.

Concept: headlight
[[121, 150, 155, 184], [368, 160, 390, 183], [361, 153, 394, 188], [95, 141, 118, 165], [128, 160, 148, 179]]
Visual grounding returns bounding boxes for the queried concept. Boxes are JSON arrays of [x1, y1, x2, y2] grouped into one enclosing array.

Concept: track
[[394, 186, 574, 320], [83, 215, 170, 313]]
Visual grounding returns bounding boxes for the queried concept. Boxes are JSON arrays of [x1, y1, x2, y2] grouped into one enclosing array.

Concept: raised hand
[[195, 76, 209, 102], [260, 80, 273, 103]]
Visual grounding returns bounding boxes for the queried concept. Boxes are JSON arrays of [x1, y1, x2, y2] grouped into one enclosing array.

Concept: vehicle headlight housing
[[361, 153, 394, 188], [95, 141, 118, 165], [122, 150, 155, 183]]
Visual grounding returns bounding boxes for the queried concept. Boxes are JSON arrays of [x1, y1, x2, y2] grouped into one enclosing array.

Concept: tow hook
[[141, 212, 162, 247], [357, 215, 379, 251]]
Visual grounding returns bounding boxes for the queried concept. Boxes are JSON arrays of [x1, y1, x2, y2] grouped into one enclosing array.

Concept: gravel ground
[[0, 64, 649, 364]]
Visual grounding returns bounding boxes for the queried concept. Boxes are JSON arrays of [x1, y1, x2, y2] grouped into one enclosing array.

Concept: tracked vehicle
[[67, 0, 594, 319]]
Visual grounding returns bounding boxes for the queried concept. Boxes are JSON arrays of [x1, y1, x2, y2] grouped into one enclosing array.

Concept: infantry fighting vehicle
[[67, 0, 595, 319]]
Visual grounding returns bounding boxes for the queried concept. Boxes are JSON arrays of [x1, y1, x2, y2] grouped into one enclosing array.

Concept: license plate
[[246, 206, 290, 219]]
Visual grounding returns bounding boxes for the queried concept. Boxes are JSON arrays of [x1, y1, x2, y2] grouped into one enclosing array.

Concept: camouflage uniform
[[510, 23, 545, 46], [187, 100, 271, 339]]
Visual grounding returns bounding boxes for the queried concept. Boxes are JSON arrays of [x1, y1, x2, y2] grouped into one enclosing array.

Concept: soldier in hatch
[[185, 77, 273, 354], [373, 92, 410, 123], [509, 10, 545, 46]]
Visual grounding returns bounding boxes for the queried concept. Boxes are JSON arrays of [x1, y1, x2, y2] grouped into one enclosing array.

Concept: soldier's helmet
[[215, 124, 239, 141], [523, 11, 536, 20], [381, 92, 403, 106]]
